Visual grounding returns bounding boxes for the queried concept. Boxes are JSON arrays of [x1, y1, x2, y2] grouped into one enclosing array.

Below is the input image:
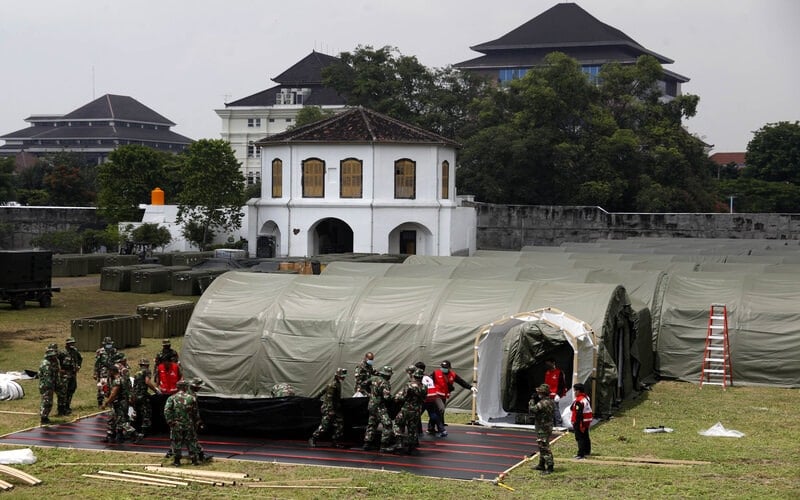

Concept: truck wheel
[[10, 297, 26, 310], [39, 294, 52, 308]]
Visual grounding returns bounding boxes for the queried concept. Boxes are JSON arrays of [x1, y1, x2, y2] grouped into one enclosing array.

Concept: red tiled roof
[[709, 152, 746, 166]]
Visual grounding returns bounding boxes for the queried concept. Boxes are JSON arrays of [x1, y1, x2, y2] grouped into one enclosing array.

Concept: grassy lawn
[[1, 282, 798, 498]]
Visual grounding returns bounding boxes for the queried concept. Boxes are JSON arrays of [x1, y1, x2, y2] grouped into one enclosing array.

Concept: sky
[[1, 0, 798, 152]]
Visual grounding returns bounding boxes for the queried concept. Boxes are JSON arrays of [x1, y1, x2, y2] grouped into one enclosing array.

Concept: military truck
[[0, 250, 60, 309]]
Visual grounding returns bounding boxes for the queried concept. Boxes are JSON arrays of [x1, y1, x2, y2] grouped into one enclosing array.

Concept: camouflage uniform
[[93, 338, 117, 407], [103, 369, 141, 443], [155, 342, 179, 367], [57, 339, 82, 415], [310, 369, 346, 447], [362, 367, 396, 451], [530, 384, 555, 473], [271, 382, 296, 397], [132, 362, 156, 434], [354, 357, 375, 396], [38, 350, 59, 424], [393, 367, 426, 454], [164, 381, 203, 465]]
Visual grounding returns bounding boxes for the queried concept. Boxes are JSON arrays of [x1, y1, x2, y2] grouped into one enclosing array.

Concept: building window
[[498, 67, 528, 84], [582, 65, 601, 84], [247, 118, 262, 128], [269, 118, 275, 123], [285, 118, 292, 123], [441, 160, 449, 199], [302, 158, 325, 198], [340, 158, 363, 198], [247, 144, 261, 158], [272, 159, 282, 198], [394, 159, 416, 199]]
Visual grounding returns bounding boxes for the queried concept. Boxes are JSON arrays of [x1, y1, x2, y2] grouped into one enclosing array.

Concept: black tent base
[[0, 413, 542, 481]]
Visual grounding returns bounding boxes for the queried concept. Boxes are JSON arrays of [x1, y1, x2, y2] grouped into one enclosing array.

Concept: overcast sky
[[2, 0, 798, 152]]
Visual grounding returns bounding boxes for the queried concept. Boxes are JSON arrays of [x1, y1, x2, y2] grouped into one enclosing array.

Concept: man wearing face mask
[[431, 360, 476, 436], [353, 351, 375, 397], [93, 337, 117, 408]]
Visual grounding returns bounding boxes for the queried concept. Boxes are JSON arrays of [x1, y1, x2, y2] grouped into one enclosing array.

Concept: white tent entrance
[[473, 307, 597, 429]]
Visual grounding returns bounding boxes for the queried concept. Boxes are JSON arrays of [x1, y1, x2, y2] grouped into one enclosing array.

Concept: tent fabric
[[181, 272, 643, 419], [656, 272, 800, 387]]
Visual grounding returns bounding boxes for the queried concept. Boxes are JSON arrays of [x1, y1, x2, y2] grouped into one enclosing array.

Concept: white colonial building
[[215, 51, 347, 186], [247, 108, 476, 258]]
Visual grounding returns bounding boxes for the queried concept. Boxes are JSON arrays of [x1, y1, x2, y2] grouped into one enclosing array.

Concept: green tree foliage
[[97, 145, 180, 223], [40, 153, 96, 206], [718, 178, 800, 213], [176, 139, 246, 250], [458, 53, 716, 211], [293, 106, 335, 128], [181, 220, 216, 250], [31, 229, 82, 253], [80, 227, 120, 253], [245, 182, 261, 200], [0, 157, 15, 203], [743, 121, 800, 183], [130, 223, 172, 251]]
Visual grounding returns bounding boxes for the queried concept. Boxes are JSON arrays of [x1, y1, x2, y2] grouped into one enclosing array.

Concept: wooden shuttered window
[[302, 158, 325, 198], [340, 158, 363, 198], [441, 160, 449, 199], [394, 159, 416, 199], [271, 159, 282, 198]]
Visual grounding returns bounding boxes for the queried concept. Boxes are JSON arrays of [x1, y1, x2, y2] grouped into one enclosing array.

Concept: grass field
[[0, 280, 799, 499]]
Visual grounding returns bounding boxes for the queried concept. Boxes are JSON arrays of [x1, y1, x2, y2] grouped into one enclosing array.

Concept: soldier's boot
[[379, 443, 397, 454], [40, 417, 50, 425], [540, 468, 553, 476], [133, 433, 144, 444], [101, 433, 114, 443], [172, 454, 182, 466], [191, 455, 200, 466], [199, 452, 213, 463], [308, 436, 317, 448], [164, 448, 174, 458], [533, 462, 545, 471]]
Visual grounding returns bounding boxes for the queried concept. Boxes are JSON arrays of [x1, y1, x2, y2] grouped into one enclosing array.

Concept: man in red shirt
[[431, 360, 476, 436], [570, 383, 593, 459], [543, 358, 567, 426]]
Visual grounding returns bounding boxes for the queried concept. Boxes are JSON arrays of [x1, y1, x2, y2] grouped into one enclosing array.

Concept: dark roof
[[273, 51, 341, 85], [710, 152, 746, 166], [256, 107, 459, 147], [226, 84, 345, 107], [59, 94, 176, 125], [0, 124, 192, 144]]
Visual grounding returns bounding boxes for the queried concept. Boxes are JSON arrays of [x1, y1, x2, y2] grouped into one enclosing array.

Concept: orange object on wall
[[151, 187, 165, 205]]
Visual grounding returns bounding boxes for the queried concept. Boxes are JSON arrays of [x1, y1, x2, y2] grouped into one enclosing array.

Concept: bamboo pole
[[144, 466, 252, 480], [245, 484, 366, 490], [57, 463, 162, 467], [0, 464, 42, 485], [0, 410, 38, 416], [257, 477, 352, 485], [122, 470, 226, 486], [97, 470, 187, 486], [82, 473, 177, 487], [0, 479, 13, 491]]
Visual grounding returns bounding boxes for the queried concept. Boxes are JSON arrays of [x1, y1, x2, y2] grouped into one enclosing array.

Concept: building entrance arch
[[310, 218, 353, 255]]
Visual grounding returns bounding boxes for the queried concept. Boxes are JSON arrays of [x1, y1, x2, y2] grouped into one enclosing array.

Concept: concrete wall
[[0, 206, 107, 249], [472, 203, 800, 249]]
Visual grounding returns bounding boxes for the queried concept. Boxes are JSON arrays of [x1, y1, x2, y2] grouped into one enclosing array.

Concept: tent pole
[[471, 325, 486, 424]]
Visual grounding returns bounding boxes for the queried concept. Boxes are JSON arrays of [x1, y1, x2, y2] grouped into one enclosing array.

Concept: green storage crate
[[131, 268, 171, 294], [71, 314, 142, 352], [101, 264, 163, 292], [83, 254, 108, 274], [171, 269, 228, 296], [137, 300, 195, 338], [104, 254, 140, 267], [171, 252, 209, 267], [52, 254, 89, 277]]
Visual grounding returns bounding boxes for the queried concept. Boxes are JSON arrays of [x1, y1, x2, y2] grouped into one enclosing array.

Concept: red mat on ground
[[0, 414, 540, 480]]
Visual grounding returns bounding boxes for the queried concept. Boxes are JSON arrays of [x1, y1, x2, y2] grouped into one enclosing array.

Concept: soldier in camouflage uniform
[[361, 365, 397, 453], [309, 368, 347, 449], [530, 383, 555, 475], [56, 337, 82, 416], [187, 377, 213, 463], [93, 337, 117, 407], [271, 382, 296, 397], [38, 348, 59, 425], [131, 358, 160, 436], [101, 364, 143, 444], [393, 366, 427, 455], [164, 379, 205, 466], [155, 339, 179, 367], [353, 352, 375, 396]]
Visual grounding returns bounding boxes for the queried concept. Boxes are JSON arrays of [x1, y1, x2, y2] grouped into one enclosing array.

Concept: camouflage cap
[[176, 379, 189, 389], [66, 337, 76, 344], [103, 337, 113, 344], [47, 343, 58, 350], [412, 368, 424, 379], [537, 384, 551, 394], [45, 348, 57, 357], [335, 368, 347, 378], [190, 377, 204, 388], [161, 339, 172, 346], [139, 358, 150, 366], [405, 365, 416, 375], [378, 365, 393, 377]]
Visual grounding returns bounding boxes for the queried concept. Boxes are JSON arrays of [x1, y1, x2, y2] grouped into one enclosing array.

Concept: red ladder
[[699, 303, 733, 389]]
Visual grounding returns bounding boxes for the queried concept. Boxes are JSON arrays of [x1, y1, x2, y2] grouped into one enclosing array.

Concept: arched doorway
[[311, 218, 353, 255], [388, 223, 433, 255], [257, 221, 281, 258]]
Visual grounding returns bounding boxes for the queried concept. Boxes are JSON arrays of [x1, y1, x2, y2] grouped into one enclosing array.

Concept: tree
[[176, 139, 246, 250], [30, 229, 82, 253], [41, 152, 96, 206], [744, 121, 800, 183], [293, 106, 335, 128], [97, 145, 180, 223], [130, 223, 172, 252], [0, 157, 15, 203]]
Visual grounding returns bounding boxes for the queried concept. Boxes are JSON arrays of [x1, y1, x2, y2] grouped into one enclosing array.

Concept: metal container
[[71, 314, 142, 352], [137, 300, 195, 338]]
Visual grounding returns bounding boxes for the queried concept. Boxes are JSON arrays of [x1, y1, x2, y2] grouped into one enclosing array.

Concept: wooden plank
[[257, 477, 352, 485], [122, 470, 226, 486], [589, 456, 712, 465], [97, 470, 188, 486], [82, 473, 177, 487], [564, 458, 686, 468], [245, 484, 367, 490], [0, 479, 13, 491], [144, 466, 251, 480], [0, 464, 42, 485]]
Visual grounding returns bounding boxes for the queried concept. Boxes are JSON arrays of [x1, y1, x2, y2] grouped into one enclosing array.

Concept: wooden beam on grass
[[122, 470, 226, 486], [97, 470, 188, 486], [144, 466, 252, 480], [0, 464, 42, 485], [565, 458, 686, 467], [245, 484, 367, 490], [0, 479, 14, 491], [257, 477, 352, 485], [589, 456, 712, 465], [82, 473, 176, 487]]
